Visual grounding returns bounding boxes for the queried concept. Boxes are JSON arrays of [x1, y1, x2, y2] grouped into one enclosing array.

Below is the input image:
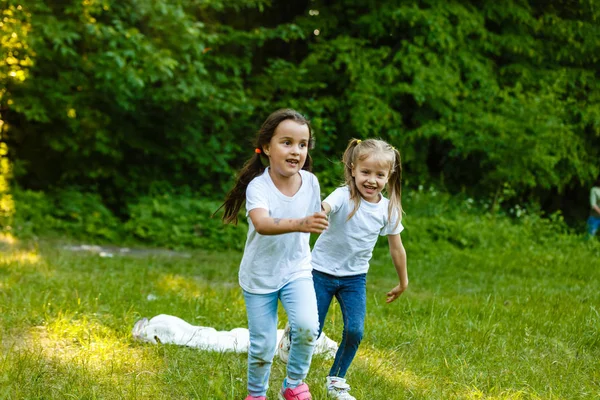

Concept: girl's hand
[[386, 283, 407, 303], [302, 212, 329, 233]]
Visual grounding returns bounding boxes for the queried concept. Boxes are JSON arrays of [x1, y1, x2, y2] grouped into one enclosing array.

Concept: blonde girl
[[282, 138, 408, 400]]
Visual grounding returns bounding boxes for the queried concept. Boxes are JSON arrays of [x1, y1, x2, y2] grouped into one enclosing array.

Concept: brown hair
[[217, 109, 314, 224], [342, 138, 403, 228]]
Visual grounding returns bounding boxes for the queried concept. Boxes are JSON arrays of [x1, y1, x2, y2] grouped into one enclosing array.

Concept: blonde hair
[[342, 138, 403, 228]]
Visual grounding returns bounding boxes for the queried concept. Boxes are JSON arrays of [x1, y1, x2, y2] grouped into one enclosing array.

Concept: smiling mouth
[[286, 159, 299, 165]]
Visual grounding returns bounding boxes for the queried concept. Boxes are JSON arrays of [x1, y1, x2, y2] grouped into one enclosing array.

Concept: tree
[[0, 1, 32, 229], [250, 0, 600, 200], [2, 0, 599, 216]]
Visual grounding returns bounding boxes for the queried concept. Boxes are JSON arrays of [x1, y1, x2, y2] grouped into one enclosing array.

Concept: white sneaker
[[277, 323, 291, 364], [326, 376, 356, 400]]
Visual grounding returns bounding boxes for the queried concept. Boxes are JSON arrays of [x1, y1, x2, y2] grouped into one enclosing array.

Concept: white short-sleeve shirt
[[239, 168, 322, 294], [591, 186, 600, 217], [312, 186, 403, 277]]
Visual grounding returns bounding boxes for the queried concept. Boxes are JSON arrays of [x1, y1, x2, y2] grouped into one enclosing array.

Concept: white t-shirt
[[591, 186, 600, 217], [239, 168, 322, 294], [312, 186, 403, 277]]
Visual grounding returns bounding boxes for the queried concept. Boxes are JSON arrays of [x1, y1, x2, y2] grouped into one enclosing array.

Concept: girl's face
[[263, 119, 310, 179], [351, 155, 390, 203]]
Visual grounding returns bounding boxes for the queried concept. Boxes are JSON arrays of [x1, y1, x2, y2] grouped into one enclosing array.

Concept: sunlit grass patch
[[158, 273, 203, 299], [354, 345, 431, 394], [41, 319, 158, 377], [2, 314, 169, 399], [0, 248, 42, 266], [454, 386, 545, 400], [0, 247, 53, 292]]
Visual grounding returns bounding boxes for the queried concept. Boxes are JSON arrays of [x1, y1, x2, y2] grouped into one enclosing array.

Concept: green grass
[[1, 219, 600, 399]]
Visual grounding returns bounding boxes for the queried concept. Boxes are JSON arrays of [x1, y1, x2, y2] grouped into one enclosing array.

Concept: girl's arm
[[386, 233, 408, 303], [249, 208, 329, 235]]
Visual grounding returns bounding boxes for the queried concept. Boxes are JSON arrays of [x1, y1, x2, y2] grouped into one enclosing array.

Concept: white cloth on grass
[[132, 314, 338, 359]]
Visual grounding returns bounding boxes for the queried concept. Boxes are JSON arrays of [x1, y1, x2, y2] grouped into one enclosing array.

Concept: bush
[[12, 184, 585, 254], [12, 187, 247, 250], [124, 194, 247, 251], [12, 187, 122, 241], [398, 186, 580, 255]]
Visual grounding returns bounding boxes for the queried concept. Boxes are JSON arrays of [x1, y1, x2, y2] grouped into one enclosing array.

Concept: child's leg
[[279, 277, 320, 382], [313, 270, 338, 338], [329, 273, 367, 378], [243, 290, 279, 397]]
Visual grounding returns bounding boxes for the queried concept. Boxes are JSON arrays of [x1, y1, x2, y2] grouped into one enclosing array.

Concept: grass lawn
[[1, 229, 599, 399]]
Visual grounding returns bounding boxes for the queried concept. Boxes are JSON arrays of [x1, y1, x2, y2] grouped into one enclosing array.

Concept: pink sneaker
[[244, 396, 266, 400], [278, 382, 312, 400]]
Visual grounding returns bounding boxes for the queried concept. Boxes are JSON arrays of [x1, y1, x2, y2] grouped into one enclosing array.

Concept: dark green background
[[1, 0, 599, 225]]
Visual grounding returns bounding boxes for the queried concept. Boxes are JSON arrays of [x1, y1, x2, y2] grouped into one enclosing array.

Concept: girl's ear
[[350, 163, 355, 177], [262, 144, 270, 156]]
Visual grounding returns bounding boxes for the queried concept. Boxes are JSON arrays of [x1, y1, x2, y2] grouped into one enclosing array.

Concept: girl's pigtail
[[386, 147, 403, 228], [343, 139, 362, 221], [216, 153, 266, 225]]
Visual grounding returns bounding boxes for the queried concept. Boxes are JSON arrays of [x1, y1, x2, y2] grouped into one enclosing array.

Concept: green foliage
[[0, 1, 30, 232], [0, 143, 14, 230], [1, 0, 599, 215], [12, 183, 587, 252], [124, 194, 247, 250], [0, 1, 33, 95], [271, 0, 600, 198], [399, 185, 579, 254], [2, 0, 264, 202], [11, 187, 248, 250], [12, 187, 122, 241]]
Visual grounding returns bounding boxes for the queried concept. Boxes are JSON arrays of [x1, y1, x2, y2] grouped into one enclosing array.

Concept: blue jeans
[[313, 270, 367, 378], [243, 277, 319, 397], [588, 216, 600, 237]]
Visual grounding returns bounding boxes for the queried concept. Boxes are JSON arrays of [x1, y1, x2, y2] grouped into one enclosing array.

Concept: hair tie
[[255, 148, 262, 154], [356, 139, 362, 144]]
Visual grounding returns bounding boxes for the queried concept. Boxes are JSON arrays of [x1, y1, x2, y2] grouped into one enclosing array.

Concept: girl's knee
[[344, 326, 364, 344], [249, 344, 276, 362], [291, 319, 319, 344], [292, 311, 319, 333], [249, 334, 277, 359]]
